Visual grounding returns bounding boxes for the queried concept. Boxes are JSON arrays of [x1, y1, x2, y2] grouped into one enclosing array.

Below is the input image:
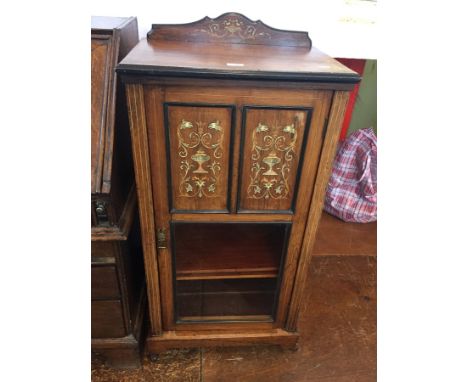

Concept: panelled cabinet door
[[164, 103, 235, 213], [238, 107, 313, 213]]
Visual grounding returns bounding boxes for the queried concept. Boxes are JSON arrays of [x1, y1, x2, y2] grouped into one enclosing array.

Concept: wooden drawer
[[91, 265, 120, 300], [91, 241, 116, 259], [91, 300, 126, 338]]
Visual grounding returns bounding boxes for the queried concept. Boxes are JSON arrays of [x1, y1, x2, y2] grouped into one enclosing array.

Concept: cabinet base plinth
[[92, 335, 142, 369], [146, 329, 299, 353]]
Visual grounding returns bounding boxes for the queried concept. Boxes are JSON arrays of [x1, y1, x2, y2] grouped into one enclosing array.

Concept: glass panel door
[[172, 222, 290, 323]]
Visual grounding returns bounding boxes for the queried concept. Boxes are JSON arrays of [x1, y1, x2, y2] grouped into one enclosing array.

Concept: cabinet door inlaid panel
[[238, 106, 312, 213], [164, 103, 235, 212]]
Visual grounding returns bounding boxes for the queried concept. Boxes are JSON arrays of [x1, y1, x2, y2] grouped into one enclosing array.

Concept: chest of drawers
[[91, 16, 146, 368], [116, 13, 359, 355]]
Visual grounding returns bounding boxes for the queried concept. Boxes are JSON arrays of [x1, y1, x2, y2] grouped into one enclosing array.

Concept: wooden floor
[[92, 213, 376, 381]]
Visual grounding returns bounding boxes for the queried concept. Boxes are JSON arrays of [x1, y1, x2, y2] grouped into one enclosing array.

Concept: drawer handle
[[95, 201, 109, 226]]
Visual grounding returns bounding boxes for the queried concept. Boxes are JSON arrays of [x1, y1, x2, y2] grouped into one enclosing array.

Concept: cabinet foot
[[148, 352, 159, 362], [92, 347, 141, 369]]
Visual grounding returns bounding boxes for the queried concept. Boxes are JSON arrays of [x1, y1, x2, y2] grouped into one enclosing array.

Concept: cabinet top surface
[[116, 13, 360, 84]]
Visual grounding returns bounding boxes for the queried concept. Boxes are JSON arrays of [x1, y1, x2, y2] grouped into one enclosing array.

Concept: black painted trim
[[163, 102, 236, 214], [272, 222, 292, 322], [169, 221, 179, 324], [236, 105, 314, 214], [116, 64, 361, 84]]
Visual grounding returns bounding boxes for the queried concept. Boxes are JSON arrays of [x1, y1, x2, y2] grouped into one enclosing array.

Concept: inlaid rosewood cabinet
[[117, 13, 360, 354], [91, 16, 146, 368]]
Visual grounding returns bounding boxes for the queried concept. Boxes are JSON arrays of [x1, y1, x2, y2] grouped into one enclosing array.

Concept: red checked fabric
[[324, 127, 377, 223]]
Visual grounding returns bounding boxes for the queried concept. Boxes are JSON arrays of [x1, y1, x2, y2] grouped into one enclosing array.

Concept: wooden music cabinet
[[116, 13, 360, 355], [91, 16, 146, 368]]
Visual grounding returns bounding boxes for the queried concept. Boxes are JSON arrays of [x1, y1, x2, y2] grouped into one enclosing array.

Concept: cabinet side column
[[285, 90, 349, 331], [125, 83, 163, 335]]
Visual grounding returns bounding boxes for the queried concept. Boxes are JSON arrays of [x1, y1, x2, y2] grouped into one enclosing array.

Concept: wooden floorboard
[[312, 212, 377, 256], [201, 256, 376, 382], [91, 255, 376, 381]]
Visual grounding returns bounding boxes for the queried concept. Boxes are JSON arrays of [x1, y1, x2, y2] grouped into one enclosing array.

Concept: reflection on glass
[[172, 223, 290, 322]]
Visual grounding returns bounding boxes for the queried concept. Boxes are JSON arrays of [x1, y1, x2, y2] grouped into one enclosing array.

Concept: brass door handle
[[157, 228, 167, 249]]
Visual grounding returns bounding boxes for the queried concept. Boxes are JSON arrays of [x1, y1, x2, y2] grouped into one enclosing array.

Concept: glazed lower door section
[[171, 222, 291, 323]]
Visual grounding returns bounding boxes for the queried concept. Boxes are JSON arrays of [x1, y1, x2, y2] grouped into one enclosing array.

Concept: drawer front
[[91, 300, 126, 338], [238, 106, 312, 213], [165, 103, 235, 213], [91, 241, 116, 260], [91, 265, 120, 300]]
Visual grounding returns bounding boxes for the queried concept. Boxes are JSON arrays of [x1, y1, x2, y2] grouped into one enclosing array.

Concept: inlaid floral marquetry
[[165, 104, 234, 212], [238, 107, 312, 213], [178, 119, 223, 198], [146, 13, 312, 48], [247, 121, 298, 200], [197, 15, 272, 41]]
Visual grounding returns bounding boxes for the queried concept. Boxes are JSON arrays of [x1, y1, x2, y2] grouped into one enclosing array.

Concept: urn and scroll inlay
[[165, 104, 235, 213], [178, 118, 223, 198], [238, 107, 313, 213]]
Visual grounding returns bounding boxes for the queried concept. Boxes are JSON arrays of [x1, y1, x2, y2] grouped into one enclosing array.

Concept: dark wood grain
[[91, 36, 112, 193], [117, 40, 360, 83], [91, 16, 138, 227], [147, 13, 312, 48], [91, 241, 116, 258], [92, 300, 126, 338], [92, 292, 147, 369], [91, 16, 138, 196], [91, 265, 120, 299]]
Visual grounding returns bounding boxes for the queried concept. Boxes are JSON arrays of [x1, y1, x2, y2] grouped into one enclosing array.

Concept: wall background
[[348, 60, 377, 135], [90, 0, 376, 59], [91, 1, 377, 137]]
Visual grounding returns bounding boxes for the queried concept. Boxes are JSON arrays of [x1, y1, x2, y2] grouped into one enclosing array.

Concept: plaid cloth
[[324, 127, 377, 223]]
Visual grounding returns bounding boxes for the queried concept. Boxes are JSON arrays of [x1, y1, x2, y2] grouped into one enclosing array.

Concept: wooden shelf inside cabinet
[[176, 278, 278, 322], [173, 222, 288, 280], [117, 12, 359, 353]]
